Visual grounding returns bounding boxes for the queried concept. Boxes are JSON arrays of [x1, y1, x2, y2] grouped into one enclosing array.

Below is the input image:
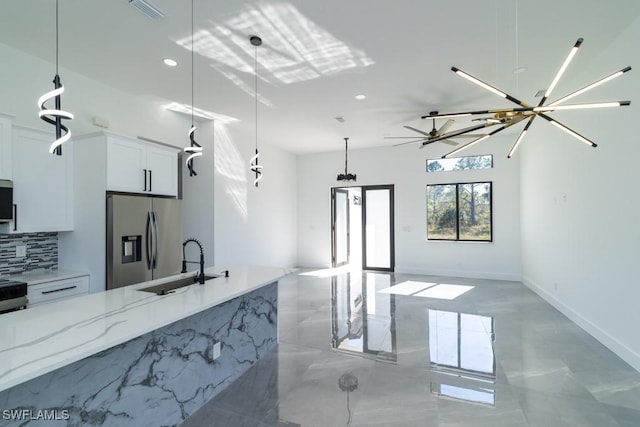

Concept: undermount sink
[[138, 274, 221, 295]]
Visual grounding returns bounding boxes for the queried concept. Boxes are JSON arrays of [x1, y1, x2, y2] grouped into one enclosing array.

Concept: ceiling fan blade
[[538, 113, 597, 147], [442, 119, 525, 158], [507, 116, 536, 158], [451, 66, 531, 108], [422, 122, 502, 146], [538, 38, 583, 106], [403, 125, 432, 137], [456, 134, 486, 138], [440, 139, 459, 146], [392, 138, 426, 147], [437, 119, 455, 134], [549, 66, 632, 107], [384, 136, 428, 139]]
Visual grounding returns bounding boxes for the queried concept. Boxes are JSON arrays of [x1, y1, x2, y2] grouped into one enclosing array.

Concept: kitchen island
[[0, 265, 286, 426]]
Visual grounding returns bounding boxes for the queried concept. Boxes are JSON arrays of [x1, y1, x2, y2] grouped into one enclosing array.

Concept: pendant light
[[337, 137, 356, 182], [38, 0, 74, 155], [184, 0, 202, 177], [249, 35, 263, 187]]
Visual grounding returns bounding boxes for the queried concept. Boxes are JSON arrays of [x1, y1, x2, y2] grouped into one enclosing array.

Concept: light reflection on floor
[[183, 269, 640, 427]]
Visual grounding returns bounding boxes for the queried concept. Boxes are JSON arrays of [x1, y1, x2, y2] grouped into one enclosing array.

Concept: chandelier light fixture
[[337, 137, 356, 182], [417, 38, 631, 159], [184, 0, 202, 177], [38, 0, 74, 155], [249, 35, 263, 187]]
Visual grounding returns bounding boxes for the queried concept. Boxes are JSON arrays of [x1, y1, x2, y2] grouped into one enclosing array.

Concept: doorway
[[331, 185, 394, 271]]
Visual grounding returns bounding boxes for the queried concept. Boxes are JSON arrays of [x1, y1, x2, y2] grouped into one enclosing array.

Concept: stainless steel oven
[[0, 180, 14, 223], [0, 279, 28, 313]]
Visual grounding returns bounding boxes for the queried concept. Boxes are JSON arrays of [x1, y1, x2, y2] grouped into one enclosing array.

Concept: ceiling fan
[[385, 111, 485, 147], [418, 38, 631, 159]]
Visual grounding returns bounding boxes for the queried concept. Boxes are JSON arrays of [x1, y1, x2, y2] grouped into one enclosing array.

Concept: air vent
[[335, 116, 345, 123], [534, 89, 546, 98], [129, 0, 165, 20]]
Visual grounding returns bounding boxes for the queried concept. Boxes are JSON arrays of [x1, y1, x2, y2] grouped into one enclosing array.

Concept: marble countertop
[[0, 265, 288, 393], [8, 269, 90, 285]]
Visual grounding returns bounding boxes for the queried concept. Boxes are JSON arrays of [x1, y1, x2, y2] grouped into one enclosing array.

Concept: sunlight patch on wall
[[214, 124, 248, 221], [164, 102, 239, 123], [174, 1, 374, 94]]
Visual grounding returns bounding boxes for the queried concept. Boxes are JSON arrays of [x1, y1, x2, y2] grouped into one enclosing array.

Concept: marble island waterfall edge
[[0, 282, 278, 427]]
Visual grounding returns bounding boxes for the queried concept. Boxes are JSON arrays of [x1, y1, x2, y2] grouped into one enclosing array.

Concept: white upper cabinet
[[106, 134, 178, 197], [6, 126, 74, 233], [0, 114, 13, 180]]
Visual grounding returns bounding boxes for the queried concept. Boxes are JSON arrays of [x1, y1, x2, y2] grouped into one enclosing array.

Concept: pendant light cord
[[255, 42, 258, 152], [191, 0, 194, 127], [55, 0, 59, 75]]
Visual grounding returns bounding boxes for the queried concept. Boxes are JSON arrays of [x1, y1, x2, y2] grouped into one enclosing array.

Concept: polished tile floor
[[182, 270, 640, 426]]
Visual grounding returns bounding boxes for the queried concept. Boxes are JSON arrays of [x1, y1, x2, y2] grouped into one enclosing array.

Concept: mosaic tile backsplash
[[0, 233, 58, 276]]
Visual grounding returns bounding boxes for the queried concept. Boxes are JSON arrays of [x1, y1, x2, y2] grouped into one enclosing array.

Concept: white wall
[[213, 124, 298, 268], [520, 17, 640, 370], [297, 136, 521, 280]]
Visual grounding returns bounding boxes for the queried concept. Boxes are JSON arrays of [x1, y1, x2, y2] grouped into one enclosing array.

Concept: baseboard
[[395, 266, 521, 282], [522, 274, 640, 372]]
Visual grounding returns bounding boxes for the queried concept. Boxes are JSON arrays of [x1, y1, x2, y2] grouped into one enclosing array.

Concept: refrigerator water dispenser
[[122, 235, 142, 263]]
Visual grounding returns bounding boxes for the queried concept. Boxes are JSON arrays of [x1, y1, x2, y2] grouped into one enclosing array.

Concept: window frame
[[426, 181, 493, 242], [426, 155, 493, 173]]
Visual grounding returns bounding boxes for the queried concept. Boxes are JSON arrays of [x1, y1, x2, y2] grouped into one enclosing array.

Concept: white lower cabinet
[[28, 276, 89, 306]]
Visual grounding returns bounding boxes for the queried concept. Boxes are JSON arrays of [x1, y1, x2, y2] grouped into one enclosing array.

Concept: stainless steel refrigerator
[[106, 194, 182, 290]]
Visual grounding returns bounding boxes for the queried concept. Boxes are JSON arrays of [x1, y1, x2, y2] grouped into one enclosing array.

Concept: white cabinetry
[[0, 114, 12, 180], [28, 275, 89, 306], [106, 135, 178, 197], [2, 126, 74, 233]]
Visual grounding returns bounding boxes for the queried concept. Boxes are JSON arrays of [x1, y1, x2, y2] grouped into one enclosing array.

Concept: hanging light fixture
[[249, 35, 263, 187], [337, 137, 356, 182], [184, 0, 202, 177], [38, 0, 74, 155], [415, 38, 631, 159]]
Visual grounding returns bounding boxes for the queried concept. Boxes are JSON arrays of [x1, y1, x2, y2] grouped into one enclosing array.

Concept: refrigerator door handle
[[151, 211, 159, 269], [145, 211, 153, 270]]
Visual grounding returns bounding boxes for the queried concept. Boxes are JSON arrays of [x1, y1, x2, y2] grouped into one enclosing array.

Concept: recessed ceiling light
[[163, 58, 177, 67], [355, 94, 366, 100]]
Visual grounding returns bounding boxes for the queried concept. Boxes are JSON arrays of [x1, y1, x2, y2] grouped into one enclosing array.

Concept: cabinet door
[[106, 136, 147, 193], [0, 115, 12, 180], [146, 144, 178, 196], [11, 127, 74, 232]]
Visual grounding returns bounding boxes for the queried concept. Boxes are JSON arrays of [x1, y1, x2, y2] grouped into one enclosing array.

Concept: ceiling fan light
[[452, 67, 507, 99], [549, 120, 595, 147], [442, 135, 489, 158], [548, 66, 632, 106], [534, 101, 629, 112], [544, 38, 583, 99]]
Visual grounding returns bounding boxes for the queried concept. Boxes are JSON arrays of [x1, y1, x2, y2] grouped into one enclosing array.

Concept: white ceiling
[[0, 0, 638, 154]]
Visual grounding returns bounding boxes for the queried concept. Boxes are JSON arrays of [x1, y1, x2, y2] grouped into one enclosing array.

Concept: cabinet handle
[[149, 170, 152, 192], [143, 169, 148, 191], [12, 204, 17, 231], [41, 285, 77, 295]]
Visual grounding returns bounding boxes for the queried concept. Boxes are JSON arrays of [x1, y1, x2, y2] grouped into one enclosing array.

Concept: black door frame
[[331, 185, 395, 271], [331, 187, 350, 268], [362, 185, 395, 272]]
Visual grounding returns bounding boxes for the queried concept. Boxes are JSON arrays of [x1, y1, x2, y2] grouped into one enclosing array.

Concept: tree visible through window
[[427, 182, 492, 241]]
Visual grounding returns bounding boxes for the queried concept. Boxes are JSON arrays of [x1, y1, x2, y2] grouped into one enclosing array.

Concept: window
[[427, 182, 492, 241], [427, 155, 493, 172]]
